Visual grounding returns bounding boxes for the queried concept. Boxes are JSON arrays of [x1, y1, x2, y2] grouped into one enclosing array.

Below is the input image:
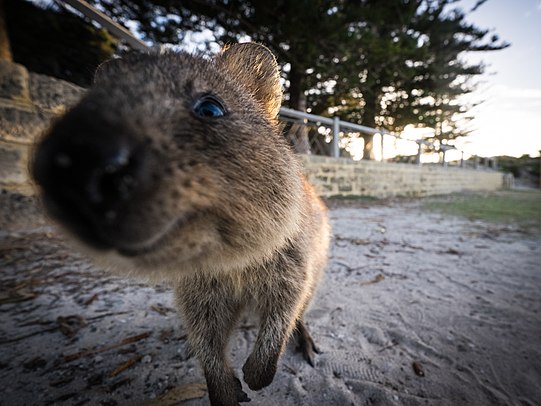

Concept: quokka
[[32, 42, 330, 406]]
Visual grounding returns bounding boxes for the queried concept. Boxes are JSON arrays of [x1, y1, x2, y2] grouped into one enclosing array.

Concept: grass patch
[[423, 190, 541, 232]]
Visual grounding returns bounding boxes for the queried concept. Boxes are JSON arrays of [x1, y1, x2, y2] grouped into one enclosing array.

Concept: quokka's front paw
[[242, 354, 278, 391], [207, 375, 250, 406], [234, 377, 251, 403]]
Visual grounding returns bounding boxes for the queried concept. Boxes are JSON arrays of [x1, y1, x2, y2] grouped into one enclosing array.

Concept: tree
[[307, 0, 508, 159], [0, 0, 12, 61], [408, 0, 508, 150], [311, 0, 425, 159], [6, 0, 116, 86]]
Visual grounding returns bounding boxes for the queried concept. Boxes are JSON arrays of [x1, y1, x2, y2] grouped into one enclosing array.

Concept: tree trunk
[[362, 133, 375, 160], [0, 0, 12, 61], [288, 65, 311, 154], [362, 88, 377, 160]]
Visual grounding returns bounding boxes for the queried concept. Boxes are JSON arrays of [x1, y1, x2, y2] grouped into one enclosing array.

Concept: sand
[[0, 191, 540, 406]]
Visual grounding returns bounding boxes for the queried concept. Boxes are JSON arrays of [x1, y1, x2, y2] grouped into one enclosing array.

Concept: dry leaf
[[110, 355, 143, 377], [83, 293, 98, 306], [359, 274, 385, 286], [150, 303, 170, 316], [0, 289, 37, 304], [144, 383, 207, 406]]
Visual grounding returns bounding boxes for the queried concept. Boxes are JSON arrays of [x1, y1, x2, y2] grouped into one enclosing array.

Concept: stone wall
[[300, 155, 506, 198], [0, 60, 84, 194]]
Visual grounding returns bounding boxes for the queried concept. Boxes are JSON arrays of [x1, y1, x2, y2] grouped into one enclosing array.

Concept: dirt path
[[1, 193, 540, 406]]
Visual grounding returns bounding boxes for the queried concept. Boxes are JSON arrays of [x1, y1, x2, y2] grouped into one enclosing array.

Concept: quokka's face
[[32, 50, 302, 275]]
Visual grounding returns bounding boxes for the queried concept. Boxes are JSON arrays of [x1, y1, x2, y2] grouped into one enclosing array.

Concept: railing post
[[416, 141, 422, 166], [332, 116, 340, 158], [380, 133, 384, 162]]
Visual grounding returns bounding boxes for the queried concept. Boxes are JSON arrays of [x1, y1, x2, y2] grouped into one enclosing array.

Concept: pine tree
[[308, 0, 508, 159], [6, 0, 116, 86]]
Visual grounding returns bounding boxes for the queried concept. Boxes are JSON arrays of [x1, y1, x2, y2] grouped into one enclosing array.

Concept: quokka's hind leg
[[293, 319, 320, 367]]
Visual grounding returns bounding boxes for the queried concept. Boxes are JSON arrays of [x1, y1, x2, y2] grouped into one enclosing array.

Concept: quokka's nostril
[[86, 149, 139, 206], [105, 147, 130, 170], [54, 152, 72, 168], [117, 174, 137, 198]]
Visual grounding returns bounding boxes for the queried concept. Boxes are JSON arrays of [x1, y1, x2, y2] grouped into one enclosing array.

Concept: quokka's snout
[[32, 43, 331, 406], [32, 100, 152, 250]]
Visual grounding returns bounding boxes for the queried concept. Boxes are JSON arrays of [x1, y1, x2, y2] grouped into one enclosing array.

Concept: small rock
[[412, 361, 425, 377]]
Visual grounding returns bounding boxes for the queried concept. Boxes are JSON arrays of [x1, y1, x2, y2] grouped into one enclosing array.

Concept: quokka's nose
[[32, 103, 148, 243], [41, 143, 138, 207]]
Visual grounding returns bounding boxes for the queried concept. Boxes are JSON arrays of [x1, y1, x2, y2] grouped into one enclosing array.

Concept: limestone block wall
[[0, 60, 85, 194], [300, 155, 506, 198]]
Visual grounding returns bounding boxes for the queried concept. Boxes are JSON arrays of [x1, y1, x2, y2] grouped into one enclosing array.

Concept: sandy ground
[[0, 191, 540, 406]]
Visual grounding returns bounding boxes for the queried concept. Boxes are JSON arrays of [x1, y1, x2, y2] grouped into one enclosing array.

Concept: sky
[[455, 0, 541, 158]]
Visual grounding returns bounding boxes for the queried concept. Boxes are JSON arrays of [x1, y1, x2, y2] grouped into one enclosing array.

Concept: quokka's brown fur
[[32, 43, 330, 405]]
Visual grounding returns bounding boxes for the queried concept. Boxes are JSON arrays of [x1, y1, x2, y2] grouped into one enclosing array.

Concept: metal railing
[[58, 0, 496, 169], [279, 107, 392, 159], [62, 0, 149, 51]]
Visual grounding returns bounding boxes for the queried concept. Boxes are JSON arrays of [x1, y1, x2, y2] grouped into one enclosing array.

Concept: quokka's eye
[[193, 95, 226, 118]]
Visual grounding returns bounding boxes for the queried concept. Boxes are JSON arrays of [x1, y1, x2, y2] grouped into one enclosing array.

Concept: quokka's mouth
[[42, 189, 198, 258], [114, 212, 197, 257], [41, 193, 113, 251]]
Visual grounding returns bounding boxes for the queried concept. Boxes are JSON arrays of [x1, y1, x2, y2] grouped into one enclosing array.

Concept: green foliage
[[312, 1, 508, 155], [6, 0, 116, 86], [498, 155, 540, 179]]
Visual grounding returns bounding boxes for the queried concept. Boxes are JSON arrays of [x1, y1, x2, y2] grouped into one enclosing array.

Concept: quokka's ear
[[216, 42, 282, 118], [94, 57, 120, 83], [93, 52, 146, 83]]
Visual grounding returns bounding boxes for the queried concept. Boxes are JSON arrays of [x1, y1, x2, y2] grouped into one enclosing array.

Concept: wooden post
[[0, 0, 13, 62]]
